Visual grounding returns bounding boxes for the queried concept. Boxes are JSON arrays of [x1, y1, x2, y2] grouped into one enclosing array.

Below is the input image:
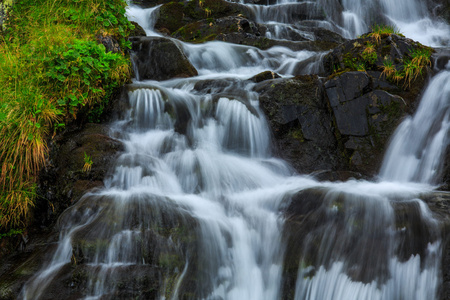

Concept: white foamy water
[[380, 69, 450, 184]]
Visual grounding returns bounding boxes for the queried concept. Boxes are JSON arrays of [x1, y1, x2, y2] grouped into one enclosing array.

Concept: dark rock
[[129, 0, 172, 8], [420, 192, 450, 300], [172, 15, 262, 43], [281, 188, 449, 299], [130, 21, 146, 36], [130, 36, 198, 80], [310, 170, 366, 181], [154, 0, 245, 35], [431, 0, 450, 24], [324, 71, 407, 174], [322, 33, 434, 95], [248, 70, 281, 83], [255, 75, 345, 174], [96, 34, 121, 53], [440, 145, 450, 191], [35, 123, 124, 230]]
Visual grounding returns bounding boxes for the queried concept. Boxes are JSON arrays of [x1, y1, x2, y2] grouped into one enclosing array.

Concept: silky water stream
[[20, 0, 450, 299]]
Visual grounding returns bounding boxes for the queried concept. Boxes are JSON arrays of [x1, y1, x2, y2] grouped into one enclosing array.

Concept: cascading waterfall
[[380, 68, 450, 184], [20, 0, 450, 299]]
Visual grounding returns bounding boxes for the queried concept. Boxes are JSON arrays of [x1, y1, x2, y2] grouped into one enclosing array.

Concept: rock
[[255, 75, 345, 174], [130, 21, 146, 36], [130, 36, 198, 80], [420, 192, 450, 300], [172, 15, 263, 43], [281, 188, 450, 299], [96, 33, 120, 53], [129, 0, 172, 8], [322, 33, 434, 97], [324, 71, 407, 174], [248, 70, 281, 83], [431, 0, 450, 24], [35, 123, 124, 229], [154, 0, 245, 35]]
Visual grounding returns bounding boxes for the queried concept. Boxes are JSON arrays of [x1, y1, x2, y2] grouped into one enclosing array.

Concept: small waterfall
[[380, 69, 450, 184], [19, 1, 450, 299]]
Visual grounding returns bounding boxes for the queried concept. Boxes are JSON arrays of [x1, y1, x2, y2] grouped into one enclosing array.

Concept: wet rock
[[431, 0, 450, 24], [420, 192, 450, 300], [255, 75, 345, 174], [130, 21, 146, 36], [281, 188, 449, 299], [324, 71, 407, 175], [322, 33, 433, 100], [130, 36, 198, 80], [248, 70, 281, 83], [154, 0, 245, 35], [310, 170, 366, 182], [129, 0, 172, 8], [36, 123, 124, 229], [172, 15, 263, 43]]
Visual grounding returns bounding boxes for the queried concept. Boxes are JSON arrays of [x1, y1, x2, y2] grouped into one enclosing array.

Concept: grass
[[367, 24, 401, 43], [379, 47, 433, 87], [0, 0, 133, 233]]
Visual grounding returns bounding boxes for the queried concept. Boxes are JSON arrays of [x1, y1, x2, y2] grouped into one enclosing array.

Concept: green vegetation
[[82, 152, 93, 172], [366, 24, 401, 43], [380, 47, 433, 87], [0, 0, 133, 234], [332, 25, 433, 89]]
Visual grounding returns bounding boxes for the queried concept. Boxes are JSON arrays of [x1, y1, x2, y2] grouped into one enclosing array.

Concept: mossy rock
[[130, 36, 198, 80], [154, 0, 245, 35]]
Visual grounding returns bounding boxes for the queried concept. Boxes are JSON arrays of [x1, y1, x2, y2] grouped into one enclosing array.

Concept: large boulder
[[154, 0, 245, 35], [324, 71, 407, 175], [255, 75, 345, 174], [130, 36, 198, 80]]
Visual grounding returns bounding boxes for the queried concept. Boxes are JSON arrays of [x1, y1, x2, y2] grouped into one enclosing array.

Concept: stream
[[20, 0, 450, 299]]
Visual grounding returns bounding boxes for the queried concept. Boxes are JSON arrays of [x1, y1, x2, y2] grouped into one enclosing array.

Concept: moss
[[290, 128, 305, 142], [156, 2, 185, 33]]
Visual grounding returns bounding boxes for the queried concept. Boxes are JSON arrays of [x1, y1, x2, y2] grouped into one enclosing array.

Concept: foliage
[[380, 57, 396, 79], [82, 152, 93, 173], [361, 42, 377, 65], [0, 0, 132, 234], [366, 24, 401, 43]]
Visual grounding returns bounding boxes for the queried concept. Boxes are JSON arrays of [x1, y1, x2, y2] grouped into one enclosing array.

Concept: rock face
[[255, 75, 345, 174], [153, 0, 346, 51], [256, 33, 433, 177], [282, 189, 450, 300], [130, 36, 198, 80], [0, 120, 125, 299], [324, 71, 407, 174]]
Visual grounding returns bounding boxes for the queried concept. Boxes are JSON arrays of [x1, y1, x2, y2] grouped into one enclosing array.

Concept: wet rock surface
[[130, 36, 198, 80], [282, 189, 450, 300], [255, 75, 345, 174]]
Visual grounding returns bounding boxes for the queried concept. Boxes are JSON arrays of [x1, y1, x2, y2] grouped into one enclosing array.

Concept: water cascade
[[19, 0, 450, 299]]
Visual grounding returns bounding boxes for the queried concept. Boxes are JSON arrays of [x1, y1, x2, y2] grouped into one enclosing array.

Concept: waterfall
[[19, 0, 450, 299], [380, 68, 450, 184]]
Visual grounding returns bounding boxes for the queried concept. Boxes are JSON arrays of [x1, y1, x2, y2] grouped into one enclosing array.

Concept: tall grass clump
[[0, 0, 133, 235], [367, 24, 401, 43]]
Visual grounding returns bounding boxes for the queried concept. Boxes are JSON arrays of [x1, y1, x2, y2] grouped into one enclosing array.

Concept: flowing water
[[20, 0, 450, 299]]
